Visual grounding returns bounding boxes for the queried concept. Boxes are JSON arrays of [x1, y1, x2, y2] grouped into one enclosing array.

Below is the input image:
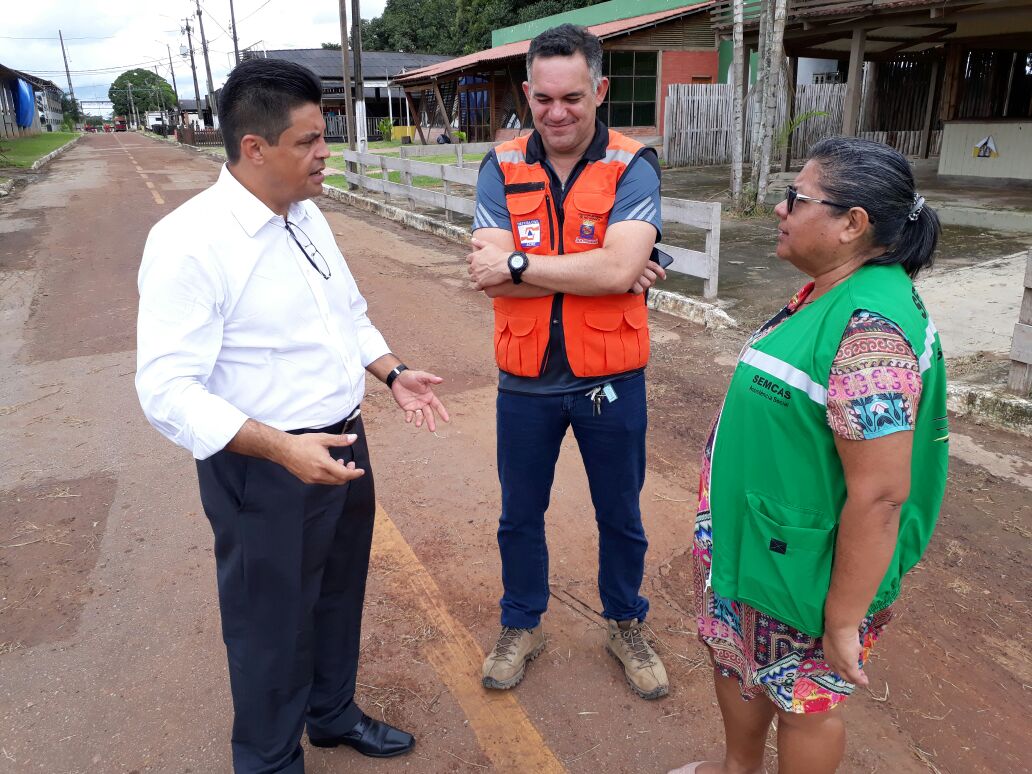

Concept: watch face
[[510, 254, 526, 271]]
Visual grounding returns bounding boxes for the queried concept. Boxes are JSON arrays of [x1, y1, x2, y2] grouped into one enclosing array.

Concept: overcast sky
[[3, 0, 388, 114]]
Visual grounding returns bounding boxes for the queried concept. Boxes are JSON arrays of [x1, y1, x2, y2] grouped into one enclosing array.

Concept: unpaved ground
[[0, 134, 1030, 773]]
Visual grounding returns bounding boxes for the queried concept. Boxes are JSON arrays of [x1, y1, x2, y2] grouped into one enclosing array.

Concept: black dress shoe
[[309, 714, 415, 758]]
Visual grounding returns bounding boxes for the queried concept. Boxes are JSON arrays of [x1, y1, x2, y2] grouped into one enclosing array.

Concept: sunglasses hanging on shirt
[[284, 220, 331, 280]]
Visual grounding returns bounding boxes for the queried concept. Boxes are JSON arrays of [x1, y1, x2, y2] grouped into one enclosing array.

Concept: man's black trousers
[[196, 416, 374, 774]]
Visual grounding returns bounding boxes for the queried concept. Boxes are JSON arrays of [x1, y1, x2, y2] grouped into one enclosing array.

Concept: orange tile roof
[[395, 1, 713, 84]]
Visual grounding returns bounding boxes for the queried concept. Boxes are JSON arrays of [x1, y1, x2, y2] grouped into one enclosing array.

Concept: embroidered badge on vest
[[575, 218, 600, 245], [517, 219, 541, 248]]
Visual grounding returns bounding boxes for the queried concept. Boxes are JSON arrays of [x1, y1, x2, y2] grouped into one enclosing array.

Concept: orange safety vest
[[492, 129, 651, 378]]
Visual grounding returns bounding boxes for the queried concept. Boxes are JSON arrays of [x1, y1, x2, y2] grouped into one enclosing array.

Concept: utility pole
[[58, 30, 77, 122], [154, 66, 166, 129], [166, 44, 179, 99], [350, 0, 367, 150], [195, 0, 219, 127], [183, 19, 203, 128], [337, 0, 357, 153], [229, 0, 241, 65]]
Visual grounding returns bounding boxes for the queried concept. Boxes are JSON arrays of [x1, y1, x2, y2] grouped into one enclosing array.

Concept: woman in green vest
[[670, 137, 948, 774]]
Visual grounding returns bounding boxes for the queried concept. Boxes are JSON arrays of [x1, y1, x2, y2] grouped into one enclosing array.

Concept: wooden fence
[[664, 81, 942, 167], [177, 126, 224, 147], [337, 148, 723, 298], [398, 141, 497, 159], [665, 82, 845, 167], [1009, 248, 1032, 397]]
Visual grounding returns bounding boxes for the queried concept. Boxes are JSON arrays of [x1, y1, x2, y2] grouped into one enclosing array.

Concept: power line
[[239, 0, 277, 23], [25, 57, 168, 75], [199, 2, 232, 39], [0, 34, 120, 40]]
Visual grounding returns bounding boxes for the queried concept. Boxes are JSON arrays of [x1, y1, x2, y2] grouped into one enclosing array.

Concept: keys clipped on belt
[[586, 383, 618, 416]]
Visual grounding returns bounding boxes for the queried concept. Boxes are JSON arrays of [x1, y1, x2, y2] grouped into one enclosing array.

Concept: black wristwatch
[[385, 363, 408, 389], [507, 251, 529, 285]]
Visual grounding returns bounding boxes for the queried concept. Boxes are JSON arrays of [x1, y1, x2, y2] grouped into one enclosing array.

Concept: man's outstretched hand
[[390, 369, 450, 432]]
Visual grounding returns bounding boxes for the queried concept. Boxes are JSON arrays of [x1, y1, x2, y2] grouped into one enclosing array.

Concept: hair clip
[[908, 193, 925, 221]]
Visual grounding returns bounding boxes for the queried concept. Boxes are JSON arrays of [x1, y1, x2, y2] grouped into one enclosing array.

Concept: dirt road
[[1, 134, 1029, 774]]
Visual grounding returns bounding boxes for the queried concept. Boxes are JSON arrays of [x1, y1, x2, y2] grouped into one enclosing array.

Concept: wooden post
[[380, 155, 390, 201], [401, 157, 415, 210], [841, 28, 866, 136], [703, 202, 721, 299], [432, 79, 453, 141], [919, 58, 940, 159], [1008, 248, 1032, 397], [405, 89, 428, 145], [456, 143, 463, 169], [442, 163, 452, 222], [507, 64, 530, 129]]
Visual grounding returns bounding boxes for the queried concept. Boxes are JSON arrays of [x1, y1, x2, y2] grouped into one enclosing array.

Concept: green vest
[[710, 264, 949, 636]]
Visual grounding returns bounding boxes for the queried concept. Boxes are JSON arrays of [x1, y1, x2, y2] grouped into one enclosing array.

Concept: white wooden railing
[[337, 149, 722, 298]]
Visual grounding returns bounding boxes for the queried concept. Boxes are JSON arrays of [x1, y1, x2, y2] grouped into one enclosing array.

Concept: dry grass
[[1, 522, 71, 549]]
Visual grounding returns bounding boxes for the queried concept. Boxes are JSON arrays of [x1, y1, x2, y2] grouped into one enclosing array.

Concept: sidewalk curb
[[322, 183, 736, 329], [647, 289, 736, 329], [323, 183, 471, 243], [30, 134, 83, 170], [947, 383, 1032, 437]]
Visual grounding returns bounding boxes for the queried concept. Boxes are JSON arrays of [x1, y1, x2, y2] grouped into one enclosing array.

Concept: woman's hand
[[822, 625, 867, 686]]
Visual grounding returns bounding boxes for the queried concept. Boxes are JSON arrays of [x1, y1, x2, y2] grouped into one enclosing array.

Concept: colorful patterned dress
[[693, 281, 923, 714]]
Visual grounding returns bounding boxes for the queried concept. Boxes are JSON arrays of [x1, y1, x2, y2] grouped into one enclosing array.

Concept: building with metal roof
[[1, 62, 65, 139], [243, 48, 451, 139]]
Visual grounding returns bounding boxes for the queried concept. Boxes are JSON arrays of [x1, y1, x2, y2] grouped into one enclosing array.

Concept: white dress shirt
[[136, 165, 391, 460]]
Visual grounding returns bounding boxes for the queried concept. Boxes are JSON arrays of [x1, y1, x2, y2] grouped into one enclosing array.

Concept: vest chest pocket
[[505, 188, 548, 252], [572, 190, 616, 216], [574, 303, 650, 377], [571, 190, 615, 247], [737, 492, 837, 636]]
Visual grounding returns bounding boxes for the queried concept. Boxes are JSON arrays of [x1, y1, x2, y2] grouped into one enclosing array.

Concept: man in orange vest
[[467, 23, 669, 699]]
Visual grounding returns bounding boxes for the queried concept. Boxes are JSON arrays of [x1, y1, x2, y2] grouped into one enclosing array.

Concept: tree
[[730, 0, 745, 207], [753, 0, 786, 207], [108, 69, 177, 118], [321, 42, 342, 50], [362, 0, 606, 56], [60, 94, 82, 124]]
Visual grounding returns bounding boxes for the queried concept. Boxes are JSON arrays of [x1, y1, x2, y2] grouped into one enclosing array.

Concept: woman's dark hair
[[527, 24, 604, 89], [809, 136, 940, 279], [218, 58, 323, 164]]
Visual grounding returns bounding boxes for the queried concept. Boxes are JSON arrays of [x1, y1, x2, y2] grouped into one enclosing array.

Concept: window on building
[[601, 50, 658, 128]]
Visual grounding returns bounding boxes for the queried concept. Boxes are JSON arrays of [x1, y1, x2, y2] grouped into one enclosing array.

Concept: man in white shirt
[[135, 58, 448, 773]]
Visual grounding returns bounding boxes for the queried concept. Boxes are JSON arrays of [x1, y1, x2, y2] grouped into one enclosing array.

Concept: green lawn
[[328, 152, 484, 167], [326, 139, 403, 155], [324, 172, 443, 189], [0, 132, 79, 168]]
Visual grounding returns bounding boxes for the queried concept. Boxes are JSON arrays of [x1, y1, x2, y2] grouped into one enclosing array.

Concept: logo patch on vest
[[769, 538, 787, 554], [749, 374, 792, 406], [517, 219, 541, 248], [575, 218, 600, 245]]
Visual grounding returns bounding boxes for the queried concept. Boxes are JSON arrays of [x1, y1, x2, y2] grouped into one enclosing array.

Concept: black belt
[[287, 405, 361, 436]]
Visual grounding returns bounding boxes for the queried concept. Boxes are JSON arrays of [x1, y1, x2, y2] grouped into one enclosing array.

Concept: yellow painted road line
[[372, 505, 566, 773]]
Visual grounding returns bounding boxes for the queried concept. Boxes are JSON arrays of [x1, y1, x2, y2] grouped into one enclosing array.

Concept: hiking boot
[[482, 625, 546, 690], [606, 618, 669, 699]]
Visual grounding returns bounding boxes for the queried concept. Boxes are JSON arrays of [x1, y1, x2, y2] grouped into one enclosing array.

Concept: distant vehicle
[[114, 116, 128, 132], [103, 124, 113, 133]]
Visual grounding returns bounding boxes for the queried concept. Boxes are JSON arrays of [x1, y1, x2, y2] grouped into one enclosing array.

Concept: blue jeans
[[495, 372, 649, 629]]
